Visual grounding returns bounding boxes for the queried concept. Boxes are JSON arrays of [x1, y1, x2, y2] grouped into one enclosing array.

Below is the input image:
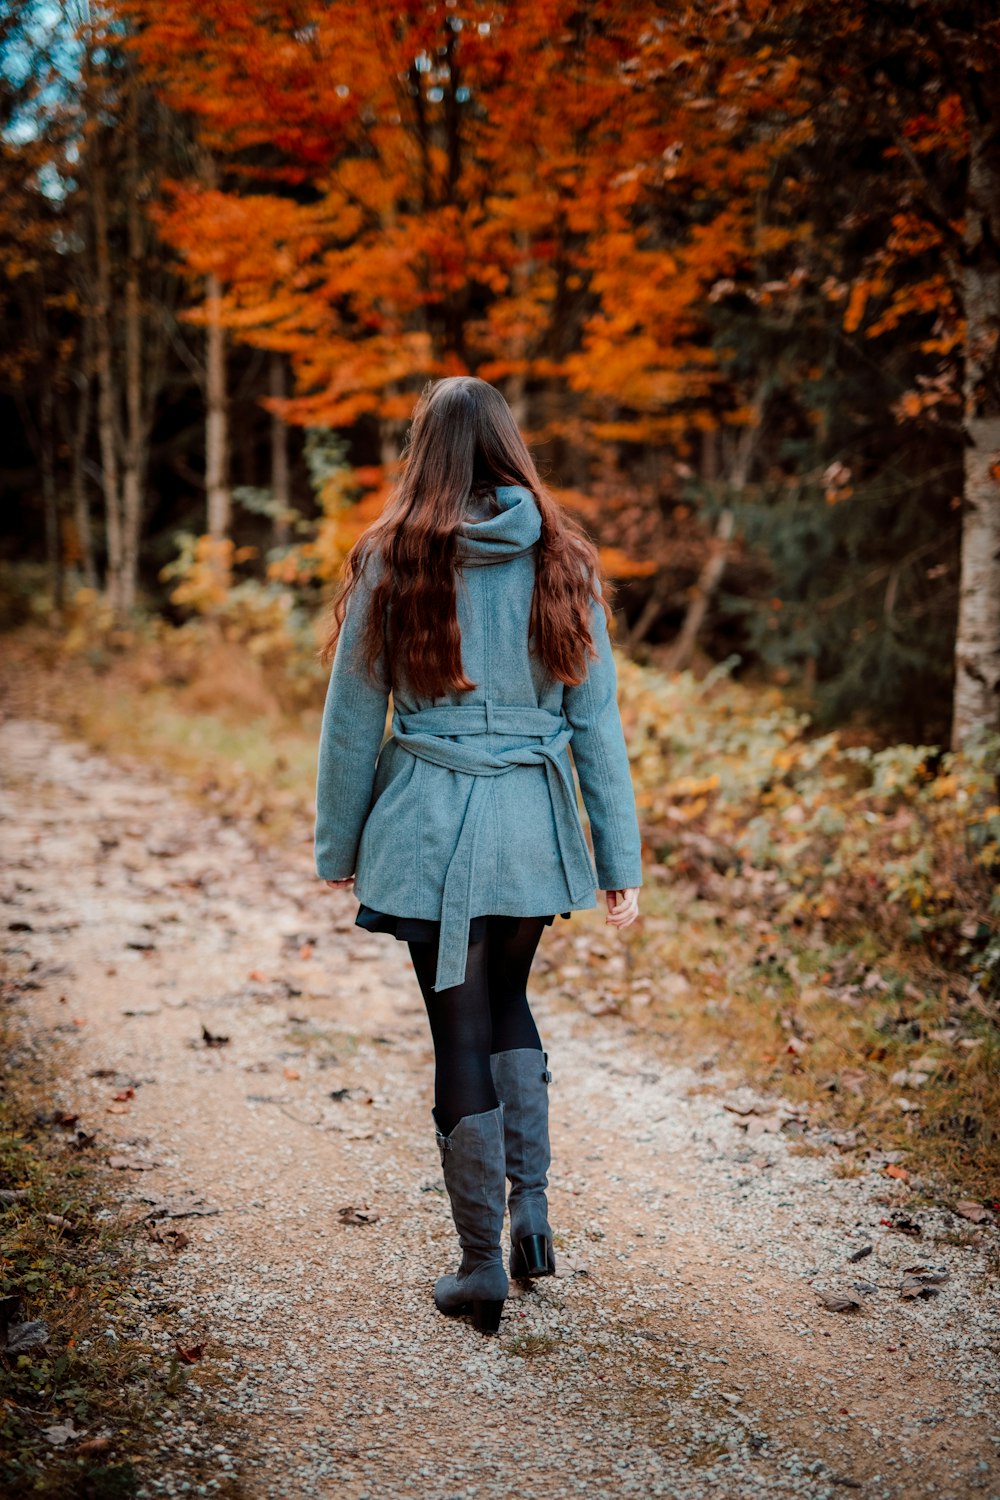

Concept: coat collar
[[455, 484, 542, 566]]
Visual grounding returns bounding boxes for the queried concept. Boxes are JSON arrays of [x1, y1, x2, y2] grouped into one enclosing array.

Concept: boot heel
[[512, 1233, 554, 1279], [471, 1298, 505, 1334]]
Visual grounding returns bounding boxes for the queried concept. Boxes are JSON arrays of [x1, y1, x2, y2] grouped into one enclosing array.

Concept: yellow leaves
[[866, 274, 956, 340], [667, 774, 722, 811], [2, 254, 40, 280], [725, 404, 761, 427], [161, 535, 236, 613], [597, 546, 657, 579], [843, 281, 869, 334], [891, 369, 960, 424]]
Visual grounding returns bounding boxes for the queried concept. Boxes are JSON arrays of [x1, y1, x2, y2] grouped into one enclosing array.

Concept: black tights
[[407, 916, 546, 1136]]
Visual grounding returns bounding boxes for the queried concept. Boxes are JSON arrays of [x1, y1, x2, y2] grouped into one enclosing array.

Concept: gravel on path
[[1, 718, 997, 1500]]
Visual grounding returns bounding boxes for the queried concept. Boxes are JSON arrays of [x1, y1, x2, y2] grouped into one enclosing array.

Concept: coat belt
[[390, 702, 597, 991]]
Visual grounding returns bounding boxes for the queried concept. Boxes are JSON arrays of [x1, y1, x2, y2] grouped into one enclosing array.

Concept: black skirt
[[355, 904, 571, 945]]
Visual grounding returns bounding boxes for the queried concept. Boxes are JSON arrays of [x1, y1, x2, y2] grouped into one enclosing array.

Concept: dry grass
[[2, 629, 319, 847], [0, 1013, 243, 1498], [3, 626, 998, 1204], [540, 880, 1000, 1200]]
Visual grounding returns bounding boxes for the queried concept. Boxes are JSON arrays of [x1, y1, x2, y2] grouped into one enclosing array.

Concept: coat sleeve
[[314, 556, 391, 881], [563, 578, 643, 891]]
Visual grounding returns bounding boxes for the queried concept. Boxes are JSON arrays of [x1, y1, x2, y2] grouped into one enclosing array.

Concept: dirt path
[[1, 717, 997, 1500]]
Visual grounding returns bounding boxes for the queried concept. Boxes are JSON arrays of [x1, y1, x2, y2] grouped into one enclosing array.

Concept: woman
[[314, 375, 641, 1336]]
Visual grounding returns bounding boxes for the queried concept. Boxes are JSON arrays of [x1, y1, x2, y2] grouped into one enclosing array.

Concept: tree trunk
[[952, 118, 1000, 749], [65, 343, 97, 590], [120, 75, 144, 612], [91, 144, 124, 615], [666, 399, 762, 673], [379, 413, 406, 471], [269, 352, 291, 547], [663, 508, 735, 673], [506, 231, 531, 427], [39, 381, 63, 611], [205, 271, 231, 540]]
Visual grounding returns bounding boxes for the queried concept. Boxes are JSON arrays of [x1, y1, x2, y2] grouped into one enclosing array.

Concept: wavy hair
[[319, 376, 610, 698]]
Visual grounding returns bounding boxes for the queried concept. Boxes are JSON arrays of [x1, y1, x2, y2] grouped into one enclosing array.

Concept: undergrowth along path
[[1, 717, 997, 1500]]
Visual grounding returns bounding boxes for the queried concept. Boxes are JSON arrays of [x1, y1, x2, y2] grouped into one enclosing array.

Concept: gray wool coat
[[314, 483, 643, 991]]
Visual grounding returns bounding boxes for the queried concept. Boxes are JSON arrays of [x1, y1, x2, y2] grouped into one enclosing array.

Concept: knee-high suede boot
[[432, 1103, 509, 1334], [490, 1048, 556, 1279]]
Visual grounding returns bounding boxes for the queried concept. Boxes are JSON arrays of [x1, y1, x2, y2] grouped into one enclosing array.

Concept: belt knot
[[390, 699, 596, 990]]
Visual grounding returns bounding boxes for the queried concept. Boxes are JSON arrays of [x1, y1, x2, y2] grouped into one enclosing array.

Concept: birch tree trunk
[[205, 270, 231, 540], [952, 114, 1000, 749]]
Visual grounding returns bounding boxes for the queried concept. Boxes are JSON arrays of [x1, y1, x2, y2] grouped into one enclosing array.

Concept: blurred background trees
[[3, 0, 999, 749]]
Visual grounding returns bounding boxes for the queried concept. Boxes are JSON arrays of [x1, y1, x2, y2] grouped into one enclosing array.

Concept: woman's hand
[[605, 888, 639, 929], [324, 877, 355, 889]]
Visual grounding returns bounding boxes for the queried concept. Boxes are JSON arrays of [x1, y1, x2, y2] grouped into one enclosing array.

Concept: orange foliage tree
[[111, 0, 1000, 743], [113, 3, 795, 508]]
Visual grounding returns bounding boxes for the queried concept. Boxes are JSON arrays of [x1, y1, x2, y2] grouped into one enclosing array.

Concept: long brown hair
[[319, 376, 611, 697]]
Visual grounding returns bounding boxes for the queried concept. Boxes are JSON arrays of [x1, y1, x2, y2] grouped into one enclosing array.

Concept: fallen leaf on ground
[[141, 1193, 220, 1220], [107, 1153, 159, 1170], [337, 1204, 380, 1225], [174, 1338, 206, 1364], [201, 1024, 230, 1047], [952, 1200, 990, 1223], [883, 1164, 909, 1181], [44, 1419, 82, 1446], [148, 1222, 189, 1251], [106, 1103, 130, 1115], [883, 1213, 921, 1236], [846, 1244, 873, 1263], [899, 1267, 950, 1300], [283, 1066, 300, 1080], [815, 1290, 862, 1313], [76, 1436, 113, 1455]]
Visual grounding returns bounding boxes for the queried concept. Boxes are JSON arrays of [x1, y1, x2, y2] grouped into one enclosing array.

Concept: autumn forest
[[2, 0, 998, 747], [2, 5, 1000, 1491]]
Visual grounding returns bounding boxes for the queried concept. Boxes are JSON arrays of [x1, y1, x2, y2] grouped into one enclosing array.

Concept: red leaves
[[174, 1338, 206, 1364]]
